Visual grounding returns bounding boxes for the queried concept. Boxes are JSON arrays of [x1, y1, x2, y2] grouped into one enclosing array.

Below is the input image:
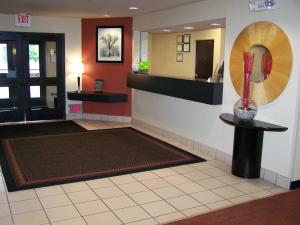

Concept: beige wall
[[149, 28, 225, 79]]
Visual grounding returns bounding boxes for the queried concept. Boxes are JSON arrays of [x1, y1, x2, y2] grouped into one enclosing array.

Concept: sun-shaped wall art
[[230, 21, 293, 105]]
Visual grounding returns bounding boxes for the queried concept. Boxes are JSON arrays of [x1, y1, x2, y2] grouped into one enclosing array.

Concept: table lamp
[[73, 63, 84, 92]]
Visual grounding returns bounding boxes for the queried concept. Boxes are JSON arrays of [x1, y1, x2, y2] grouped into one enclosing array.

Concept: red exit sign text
[[15, 14, 32, 27]]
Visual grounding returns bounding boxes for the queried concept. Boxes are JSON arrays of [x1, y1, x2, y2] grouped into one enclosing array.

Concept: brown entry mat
[[2, 127, 205, 190]]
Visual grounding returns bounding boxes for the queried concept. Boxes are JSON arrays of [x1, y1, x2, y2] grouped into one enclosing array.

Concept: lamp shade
[[72, 62, 84, 74]]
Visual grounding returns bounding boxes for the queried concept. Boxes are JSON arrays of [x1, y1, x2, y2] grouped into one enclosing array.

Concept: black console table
[[219, 113, 287, 178], [67, 91, 128, 103]]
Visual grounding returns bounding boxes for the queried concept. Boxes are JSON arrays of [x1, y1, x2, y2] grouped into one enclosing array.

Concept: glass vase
[[233, 98, 257, 121]]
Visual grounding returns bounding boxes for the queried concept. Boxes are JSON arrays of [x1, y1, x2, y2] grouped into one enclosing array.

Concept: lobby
[[0, 0, 300, 224]]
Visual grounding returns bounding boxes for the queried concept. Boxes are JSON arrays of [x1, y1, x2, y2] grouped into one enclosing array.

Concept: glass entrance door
[[0, 32, 24, 122], [0, 32, 65, 123]]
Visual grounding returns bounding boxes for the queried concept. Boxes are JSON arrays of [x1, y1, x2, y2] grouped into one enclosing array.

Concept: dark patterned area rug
[[0, 122, 205, 191], [0, 120, 87, 191]]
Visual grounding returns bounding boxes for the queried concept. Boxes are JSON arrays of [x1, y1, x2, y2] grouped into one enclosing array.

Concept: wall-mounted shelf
[[127, 73, 223, 105], [67, 91, 128, 103]]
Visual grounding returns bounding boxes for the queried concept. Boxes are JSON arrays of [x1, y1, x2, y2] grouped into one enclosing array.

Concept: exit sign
[[15, 14, 31, 27]]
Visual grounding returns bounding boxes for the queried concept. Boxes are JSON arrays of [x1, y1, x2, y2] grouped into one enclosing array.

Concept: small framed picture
[[177, 35, 183, 43], [183, 43, 190, 52], [94, 79, 104, 93], [176, 44, 183, 52], [176, 53, 183, 62], [183, 34, 191, 43]]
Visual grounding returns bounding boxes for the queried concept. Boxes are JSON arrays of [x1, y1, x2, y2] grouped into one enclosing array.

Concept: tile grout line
[[1, 172, 15, 225], [163, 159, 273, 206], [37, 192, 72, 210], [142, 170, 204, 219], [33, 189, 52, 225], [107, 175, 159, 224], [121, 128, 236, 213], [58, 184, 89, 225], [122, 173, 167, 224], [85, 180, 126, 225], [155, 166, 238, 211]]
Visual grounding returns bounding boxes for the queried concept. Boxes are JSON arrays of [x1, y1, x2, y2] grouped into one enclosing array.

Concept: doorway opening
[[0, 31, 65, 123], [195, 39, 214, 80]]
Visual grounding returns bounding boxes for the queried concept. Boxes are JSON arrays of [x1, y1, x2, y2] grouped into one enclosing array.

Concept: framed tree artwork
[[96, 26, 124, 63]]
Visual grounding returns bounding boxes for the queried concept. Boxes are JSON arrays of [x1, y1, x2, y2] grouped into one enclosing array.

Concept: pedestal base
[[232, 127, 264, 178], [219, 113, 287, 179]]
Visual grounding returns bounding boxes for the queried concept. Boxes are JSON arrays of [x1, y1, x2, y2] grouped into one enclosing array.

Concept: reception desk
[[127, 73, 223, 105]]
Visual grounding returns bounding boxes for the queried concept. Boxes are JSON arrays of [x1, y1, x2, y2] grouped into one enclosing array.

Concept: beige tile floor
[[0, 120, 288, 225]]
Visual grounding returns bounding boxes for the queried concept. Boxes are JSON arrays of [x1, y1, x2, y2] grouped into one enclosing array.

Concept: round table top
[[219, 113, 288, 132]]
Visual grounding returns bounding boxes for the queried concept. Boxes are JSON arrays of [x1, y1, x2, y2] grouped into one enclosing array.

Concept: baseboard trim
[[66, 112, 132, 123], [132, 118, 291, 189], [290, 180, 300, 189], [83, 113, 132, 123]]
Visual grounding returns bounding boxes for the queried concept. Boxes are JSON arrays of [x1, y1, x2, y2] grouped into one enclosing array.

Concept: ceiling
[[0, 0, 206, 18], [148, 18, 226, 33]]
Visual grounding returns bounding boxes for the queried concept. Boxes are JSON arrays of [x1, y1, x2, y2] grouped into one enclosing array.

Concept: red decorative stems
[[263, 51, 272, 80], [242, 52, 255, 110]]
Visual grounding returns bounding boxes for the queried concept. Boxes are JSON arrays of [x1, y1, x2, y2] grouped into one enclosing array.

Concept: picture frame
[[176, 43, 183, 52], [94, 79, 104, 93], [176, 53, 183, 62], [177, 35, 183, 43], [183, 43, 190, 52], [183, 34, 191, 43], [96, 26, 124, 63]]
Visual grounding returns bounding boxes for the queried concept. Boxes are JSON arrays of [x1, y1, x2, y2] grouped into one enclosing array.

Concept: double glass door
[[0, 32, 65, 122]]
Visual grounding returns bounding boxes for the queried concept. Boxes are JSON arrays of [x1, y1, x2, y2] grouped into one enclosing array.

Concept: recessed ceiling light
[[210, 23, 221, 26], [129, 6, 139, 10], [162, 29, 171, 32], [103, 14, 110, 17], [184, 26, 194, 30]]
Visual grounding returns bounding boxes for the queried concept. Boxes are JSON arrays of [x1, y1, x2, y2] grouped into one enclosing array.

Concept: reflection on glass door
[[46, 41, 57, 78], [0, 41, 17, 78], [0, 32, 65, 123], [24, 34, 65, 121], [0, 43, 8, 73], [29, 44, 40, 78], [0, 33, 23, 122]]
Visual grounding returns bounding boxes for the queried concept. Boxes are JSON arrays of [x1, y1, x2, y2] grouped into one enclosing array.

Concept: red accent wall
[[81, 17, 132, 116]]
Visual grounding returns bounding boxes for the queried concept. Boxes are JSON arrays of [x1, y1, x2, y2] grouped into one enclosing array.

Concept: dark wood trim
[[127, 73, 223, 105], [67, 91, 127, 103], [290, 180, 300, 189]]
